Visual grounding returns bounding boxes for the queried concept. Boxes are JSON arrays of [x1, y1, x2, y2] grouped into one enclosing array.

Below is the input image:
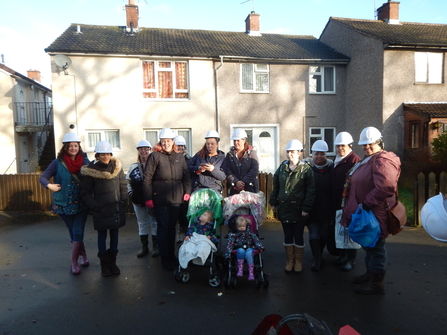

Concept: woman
[[39, 132, 90, 275], [332, 132, 361, 271], [225, 128, 259, 195], [306, 140, 334, 272], [341, 127, 401, 294], [269, 139, 315, 273], [143, 128, 191, 271], [80, 140, 127, 277], [188, 130, 226, 194], [126, 140, 159, 258]]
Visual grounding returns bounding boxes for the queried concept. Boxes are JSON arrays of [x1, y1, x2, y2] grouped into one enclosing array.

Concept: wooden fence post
[[440, 172, 447, 196], [428, 172, 437, 199], [416, 173, 425, 227]]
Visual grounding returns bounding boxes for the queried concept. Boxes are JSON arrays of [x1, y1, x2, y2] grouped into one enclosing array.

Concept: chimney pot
[[377, 0, 400, 24]]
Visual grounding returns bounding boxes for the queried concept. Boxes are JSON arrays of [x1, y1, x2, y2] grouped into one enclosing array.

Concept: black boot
[[98, 253, 112, 277], [310, 240, 322, 272], [341, 249, 357, 271], [151, 235, 159, 258], [355, 271, 385, 295], [333, 249, 348, 266], [137, 235, 149, 258], [107, 250, 120, 275]]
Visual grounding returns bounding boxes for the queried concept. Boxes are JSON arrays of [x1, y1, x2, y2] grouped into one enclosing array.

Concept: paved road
[[0, 211, 446, 335]]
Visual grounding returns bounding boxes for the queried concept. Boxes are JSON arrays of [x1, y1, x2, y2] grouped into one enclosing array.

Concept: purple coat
[[341, 150, 401, 238]]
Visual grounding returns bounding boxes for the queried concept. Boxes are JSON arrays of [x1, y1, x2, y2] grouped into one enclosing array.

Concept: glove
[[183, 194, 190, 202], [145, 200, 154, 208]]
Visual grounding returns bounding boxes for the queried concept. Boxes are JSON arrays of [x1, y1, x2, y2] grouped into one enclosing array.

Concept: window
[[309, 127, 335, 154], [410, 122, 420, 149], [142, 61, 189, 99], [144, 129, 191, 151], [415, 52, 443, 84], [86, 130, 120, 151], [309, 66, 336, 93], [241, 63, 269, 93]]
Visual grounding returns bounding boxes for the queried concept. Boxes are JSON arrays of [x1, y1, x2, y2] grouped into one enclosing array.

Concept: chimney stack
[[27, 70, 41, 83], [377, 0, 400, 24], [245, 11, 261, 36], [126, 0, 139, 29]]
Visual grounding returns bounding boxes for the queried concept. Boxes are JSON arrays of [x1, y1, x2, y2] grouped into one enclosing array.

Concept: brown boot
[[353, 269, 371, 284], [293, 246, 304, 273], [284, 245, 294, 273], [355, 272, 385, 295]]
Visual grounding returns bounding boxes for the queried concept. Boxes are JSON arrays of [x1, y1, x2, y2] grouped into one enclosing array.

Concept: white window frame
[[309, 127, 336, 155], [415, 52, 443, 84], [309, 65, 336, 94], [240, 63, 270, 93], [85, 130, 121, 152], [144, 128, 192, 152]]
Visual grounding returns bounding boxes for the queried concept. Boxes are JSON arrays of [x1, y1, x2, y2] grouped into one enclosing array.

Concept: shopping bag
[[335, 210, 361, 249], [348, 204, 380, 248]]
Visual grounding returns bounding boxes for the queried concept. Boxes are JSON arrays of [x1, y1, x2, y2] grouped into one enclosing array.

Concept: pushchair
[[174, 188, 224, 287], [222, 191, 269, 288]]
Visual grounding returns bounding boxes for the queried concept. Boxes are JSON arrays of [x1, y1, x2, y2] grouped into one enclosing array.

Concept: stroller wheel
[[261, 274, 269, 288], [223, 273, 230, 288], [255, 275, 261, 288], [174, 267, 182, 281], [209, 274, 221, 287], [230, 276, 237, 288], [181, 271, 190, 283]]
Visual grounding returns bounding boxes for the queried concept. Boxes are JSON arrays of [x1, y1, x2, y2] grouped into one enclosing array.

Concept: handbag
[[335, 210, 361, 249], [385, 196, 407, 235], [348, 204, 381, 248]]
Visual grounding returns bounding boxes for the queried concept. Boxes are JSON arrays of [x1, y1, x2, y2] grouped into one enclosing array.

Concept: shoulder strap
[[60, 159, 82, 184]]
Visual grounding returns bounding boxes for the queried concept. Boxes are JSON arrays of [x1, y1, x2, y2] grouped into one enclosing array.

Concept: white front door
[[19, 136, 29, 173]]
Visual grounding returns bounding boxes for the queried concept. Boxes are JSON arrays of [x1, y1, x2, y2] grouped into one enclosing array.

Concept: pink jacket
[[341, 150, 401, 238]]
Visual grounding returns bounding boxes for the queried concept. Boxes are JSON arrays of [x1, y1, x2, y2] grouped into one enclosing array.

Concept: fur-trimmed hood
[[81, 157, 122, 179]]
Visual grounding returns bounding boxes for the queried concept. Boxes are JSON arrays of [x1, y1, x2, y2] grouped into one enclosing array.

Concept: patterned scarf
[[340, 155, 373, 208]]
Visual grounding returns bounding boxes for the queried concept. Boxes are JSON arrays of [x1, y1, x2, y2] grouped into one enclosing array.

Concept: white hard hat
[[358, 127, 382, 145], [285, 139, 303, 151], [231, 128, 248, 140], [174, 135, 186, 146], [311, 140, 329, 152], [158, 128, 175, 139], [421, 193, 447, 243], [205, 130, 220, 140], [334, 132, 354, 145], [62, 132, 80, 143], [136, 139, 151, 149], [94, 140, 113, 154]]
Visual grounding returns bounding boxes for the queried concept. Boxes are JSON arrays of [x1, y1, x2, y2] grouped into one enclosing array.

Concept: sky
[[1, 0, 446, 87]]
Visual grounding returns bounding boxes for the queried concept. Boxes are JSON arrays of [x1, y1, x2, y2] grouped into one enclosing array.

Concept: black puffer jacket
[[80, 158, 127, 230], [307, 159, 334, 223], [225, 146, 259, 195]]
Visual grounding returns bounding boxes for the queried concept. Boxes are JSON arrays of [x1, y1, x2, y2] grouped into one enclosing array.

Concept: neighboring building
[[45, 1, 349, 173], [320, 0, 447, 159], [0, 64, 53, 173]]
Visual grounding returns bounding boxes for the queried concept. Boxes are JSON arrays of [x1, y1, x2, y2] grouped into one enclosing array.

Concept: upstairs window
[[86, 130, 120, 151], [142, 61, 189, 99], [309, 66, 336, 94], [241, 63, 269, 93], [415, 52, 443, 84], [309, 127, 335, 155], [144, 128, 191, 151]]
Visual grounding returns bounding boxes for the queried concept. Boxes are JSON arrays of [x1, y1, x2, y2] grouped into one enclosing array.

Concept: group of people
[[269, 126, 401, 295]]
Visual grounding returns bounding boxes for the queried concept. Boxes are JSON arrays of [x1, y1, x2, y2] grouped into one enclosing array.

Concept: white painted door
[[19, 136, 29, 173]]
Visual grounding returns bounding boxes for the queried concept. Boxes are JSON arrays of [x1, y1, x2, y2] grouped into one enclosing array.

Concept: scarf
[[63, 153, 85, 174]]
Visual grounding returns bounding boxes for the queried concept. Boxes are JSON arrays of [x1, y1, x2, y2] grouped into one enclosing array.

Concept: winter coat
[[269, 160, 316, 223], [80, 158, 127, 230], [188, 150, 226, 193], [332, 151, 361, 210], [307, 159, 334, 223], [225, 146, 259, 195], [143, 150, 191, 205], [224, 223, 264, 259], [341, 150, 401, 238], [126, 161, 146, 206], [185, 217, 219, 244]]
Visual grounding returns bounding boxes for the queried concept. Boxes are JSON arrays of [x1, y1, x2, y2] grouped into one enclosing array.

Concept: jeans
[[236, 248, 254, 264], [133, 204, 157, 236], [97, 229, 119, 255], [281, 220, 306, 246], [155, 204, 180, 258], [363, 238, 387, 273], [307, 220, 331, 241], [60, 209, 89, 242]]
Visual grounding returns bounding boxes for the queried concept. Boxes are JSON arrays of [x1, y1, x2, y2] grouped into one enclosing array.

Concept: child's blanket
[[179, 232, 217, 269]]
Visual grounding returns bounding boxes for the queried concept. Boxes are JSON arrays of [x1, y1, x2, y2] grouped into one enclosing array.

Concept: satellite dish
[[54, 54, 72, 70]]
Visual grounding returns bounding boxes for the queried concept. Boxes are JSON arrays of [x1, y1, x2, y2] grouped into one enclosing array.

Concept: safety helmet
[[62, 132, 80, 143], [136, 139, 151, 149], [174, 135, 186, 146], [94, 140, 113, 154], [205, 130, 220, 140], [285, 139, 303, 151], [231, 128, 248, 140], [421, 193, 447, 243], [358, 127, 382, 145], [158, 128, 175, 139], [311, 140, 329, 152], [334, 132, 354, 145]]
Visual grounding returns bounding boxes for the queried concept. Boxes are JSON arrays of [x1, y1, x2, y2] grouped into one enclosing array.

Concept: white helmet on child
[[174, 136, 186, 146], [334, 132, 354, 145], [311, 140, 328, 152], [158, 128, 175, 139], [62, 132, 81, 143], [136, 140, 152, 149], [421, 193, 447, 243], [231, 128, 248, 140], [285, 139, 303, 151], [94, 140, 113, 153], [358, 127, 382, 145]]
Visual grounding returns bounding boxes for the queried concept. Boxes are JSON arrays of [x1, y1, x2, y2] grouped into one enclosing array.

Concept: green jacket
[[269, 160, 316, 223]]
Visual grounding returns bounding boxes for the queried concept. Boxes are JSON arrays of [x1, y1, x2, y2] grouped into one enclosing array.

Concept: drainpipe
[[214, 56, 224, 133]]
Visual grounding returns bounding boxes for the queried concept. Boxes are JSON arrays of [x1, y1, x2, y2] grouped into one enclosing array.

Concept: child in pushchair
[[174, 188, 223, 287]]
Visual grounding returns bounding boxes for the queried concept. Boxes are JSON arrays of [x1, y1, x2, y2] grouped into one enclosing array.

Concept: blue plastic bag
[[348, 204, 380, 248]]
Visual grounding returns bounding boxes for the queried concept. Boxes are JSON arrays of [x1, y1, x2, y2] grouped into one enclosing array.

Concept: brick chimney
[[245, 11, 261, 36], [126, 0, 139, 29], [377, 0, 400, 24], [27, 70, 41, 83]]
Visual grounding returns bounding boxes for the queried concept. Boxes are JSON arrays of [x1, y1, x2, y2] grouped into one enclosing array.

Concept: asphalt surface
[[1, 211, 446, 335]]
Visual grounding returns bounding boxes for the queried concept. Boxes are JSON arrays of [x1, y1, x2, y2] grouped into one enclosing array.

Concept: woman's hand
[[235, 180, 245, 191], [47, 183, 62, 192], [184, 236, 190, 241]]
